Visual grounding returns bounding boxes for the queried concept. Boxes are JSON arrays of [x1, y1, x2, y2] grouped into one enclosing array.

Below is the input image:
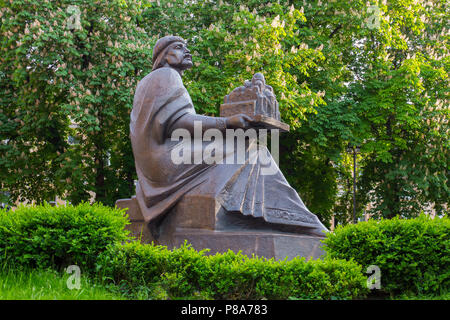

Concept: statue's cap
[[152, 35, 186, 68]]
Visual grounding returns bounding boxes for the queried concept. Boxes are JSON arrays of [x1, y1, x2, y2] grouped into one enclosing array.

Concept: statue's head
[[152, 35, 193, 72]]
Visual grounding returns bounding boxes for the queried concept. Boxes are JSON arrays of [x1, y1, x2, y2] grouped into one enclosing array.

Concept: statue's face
[[164, 41, 193, 70]]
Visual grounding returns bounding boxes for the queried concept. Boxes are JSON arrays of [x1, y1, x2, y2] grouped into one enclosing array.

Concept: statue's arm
[[168, 113, 253, 136], [169, 113, 226, 136]]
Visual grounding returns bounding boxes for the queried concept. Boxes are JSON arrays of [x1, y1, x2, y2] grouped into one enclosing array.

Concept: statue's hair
[[152, 35, 186, 71]]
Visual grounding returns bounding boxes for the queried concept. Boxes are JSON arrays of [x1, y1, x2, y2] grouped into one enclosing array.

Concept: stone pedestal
[[116, 195, 325, 260], [171, 229, 324, 260], [116, 196, 154, 243]]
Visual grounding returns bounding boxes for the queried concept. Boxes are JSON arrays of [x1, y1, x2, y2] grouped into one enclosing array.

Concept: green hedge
[[323, 215, 449, 296], [0, 203, 130, 271], [0, 203, 373, 299], [96, 241, 368, 300]]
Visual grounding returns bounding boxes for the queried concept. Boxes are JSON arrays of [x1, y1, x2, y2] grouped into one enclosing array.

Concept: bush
[[0, 202, 130, 271], [96, 241, 368, 300], [323, 215, 450, 296]]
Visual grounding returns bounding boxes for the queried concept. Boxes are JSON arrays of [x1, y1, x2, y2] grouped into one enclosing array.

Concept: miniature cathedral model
[[220, 73, 290, 132]]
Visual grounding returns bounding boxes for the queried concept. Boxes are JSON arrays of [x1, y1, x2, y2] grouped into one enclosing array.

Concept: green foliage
[[0, 0, 152, 205], [0, 267, 126, 300], [1, 0, 447, 223], [323, 215, 450, 296], [279, 135, 338, 227], [343, 0, 449, 219], [0, 202, 130, 271], [393, 291, 450, 300], [96, 241, 368, 300], [291, 0, 449, 221]]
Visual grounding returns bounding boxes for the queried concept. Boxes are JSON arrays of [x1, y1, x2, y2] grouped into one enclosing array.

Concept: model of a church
[[220, 73, 290, 132]]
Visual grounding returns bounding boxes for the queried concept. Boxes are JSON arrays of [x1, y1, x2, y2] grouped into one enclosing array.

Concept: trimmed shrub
[[323, 215, 450, 296], [203, 250, 367, 299], [0, 202, 130, 271], [96, 241, 368, 300]]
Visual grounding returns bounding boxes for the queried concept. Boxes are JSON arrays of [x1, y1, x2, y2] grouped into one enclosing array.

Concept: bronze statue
[[117, 36, 327, 259], [129, 35, 327, 240]]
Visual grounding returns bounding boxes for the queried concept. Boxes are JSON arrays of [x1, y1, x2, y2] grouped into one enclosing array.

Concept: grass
[[0, 267, 126, 300], [392, 291, 450, 300], [0, 266, 447, 300]]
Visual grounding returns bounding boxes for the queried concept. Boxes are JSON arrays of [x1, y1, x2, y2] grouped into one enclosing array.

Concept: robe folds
[[130, 67, 327, 234]]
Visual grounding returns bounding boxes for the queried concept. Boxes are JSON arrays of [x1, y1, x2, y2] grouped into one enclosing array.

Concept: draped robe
[[130, 67, 327, 234]]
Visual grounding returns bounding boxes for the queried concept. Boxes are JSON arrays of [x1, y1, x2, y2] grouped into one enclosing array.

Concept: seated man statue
[[130, 35, 327, 239]]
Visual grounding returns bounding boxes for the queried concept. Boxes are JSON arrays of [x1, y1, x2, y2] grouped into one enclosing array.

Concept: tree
[[0, 0, 153, 205], [286, 0, 448, 220], [347, 0, 449, 218], [1, 0, 447, 222]]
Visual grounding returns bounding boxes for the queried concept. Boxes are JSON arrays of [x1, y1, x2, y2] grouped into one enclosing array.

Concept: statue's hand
[[225, 114, 253, 129]]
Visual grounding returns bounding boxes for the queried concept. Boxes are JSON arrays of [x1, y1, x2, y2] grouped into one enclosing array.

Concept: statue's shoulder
[[139, 67, 183, 88]]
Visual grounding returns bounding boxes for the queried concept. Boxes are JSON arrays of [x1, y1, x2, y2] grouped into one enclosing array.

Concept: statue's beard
[[167, 57, 192, 71], [179, 56, 193, 70], [153, 55, 193, 72]]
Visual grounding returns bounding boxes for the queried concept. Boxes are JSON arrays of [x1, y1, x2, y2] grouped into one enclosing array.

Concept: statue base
[[169, 229, 324, 260], [115, 196, 325, 261]]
